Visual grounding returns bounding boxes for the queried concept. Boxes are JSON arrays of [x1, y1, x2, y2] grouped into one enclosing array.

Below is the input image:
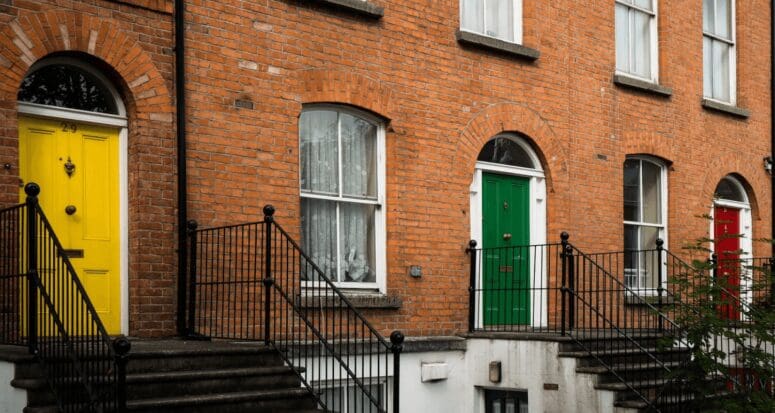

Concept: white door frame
[[18, 65, 129, 334], [709, 177, 753, 322], [469, 136, 547, 327]]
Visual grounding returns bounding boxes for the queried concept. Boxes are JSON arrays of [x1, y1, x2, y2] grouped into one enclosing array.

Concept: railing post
[[390, 331, 404, 413], [656, 238, 664, 332], [560, 232, 569, 336], [112, 335, 131, 413], [567, 238, 575, 332], [186, 220, 198, 334], [467, 240, 477, 332], [769, 257, 775, 307], [25, 183, 40, 354], [262, 205, 275, 346]]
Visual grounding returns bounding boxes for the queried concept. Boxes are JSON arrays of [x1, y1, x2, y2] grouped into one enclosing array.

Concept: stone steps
[[6, 339, 321, 413]]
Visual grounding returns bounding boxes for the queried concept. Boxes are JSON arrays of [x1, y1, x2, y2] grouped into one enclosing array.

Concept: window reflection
[[18, 64, 118, 114]]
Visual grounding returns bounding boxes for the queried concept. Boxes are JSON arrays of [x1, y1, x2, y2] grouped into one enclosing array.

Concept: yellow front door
[[18, 115, 121, 334]]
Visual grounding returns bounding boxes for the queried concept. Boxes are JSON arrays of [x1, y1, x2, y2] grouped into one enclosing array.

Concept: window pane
[[716, 0, 731, 39], [623, 159, 640, 222], [485, 0, 514, 42], [301, 198, 339, 282], [715, 177, 745, 202], [703, 0, 714, 32], [632, 9, 652, 78], [341, 113, 377, 199], [339, 203, 376, 283], [461, 0, 484, 34], [641, 161, 661, 224], [633, 0, 652, 11], [17, 64, 118, 114], [300, 110, 339, 195], [712, 41, 730, 101], [477, 137, 534, 168], [347, 384, 383, 413], [506, 400, 516, 413], [641, 226, 660, 288], [321, 386, 344, 413], [703, 36, 713, 97], [624, 225, 640, 288], [615, 4, 630, 72]]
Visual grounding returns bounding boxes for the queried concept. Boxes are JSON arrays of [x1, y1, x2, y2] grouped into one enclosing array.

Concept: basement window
[[484, 389, 528, 413]]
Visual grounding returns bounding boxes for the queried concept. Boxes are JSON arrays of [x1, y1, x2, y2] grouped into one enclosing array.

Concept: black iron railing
[[186, 205, 403, 413], [467, 234, 695, 410], [0, 183, 129, 413], [465, 240, 565, 333]]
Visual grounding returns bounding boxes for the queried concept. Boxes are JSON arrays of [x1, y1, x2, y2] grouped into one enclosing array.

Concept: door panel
[[482, 173, 530, 325], [714, 206, 741, 321], [19, 116, 121, 334]]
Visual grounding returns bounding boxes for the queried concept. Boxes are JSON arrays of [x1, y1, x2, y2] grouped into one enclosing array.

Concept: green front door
[[482, 173, 531, 325]]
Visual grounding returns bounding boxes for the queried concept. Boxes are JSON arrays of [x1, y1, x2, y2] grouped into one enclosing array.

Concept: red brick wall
[[0, 0, 771, 337]]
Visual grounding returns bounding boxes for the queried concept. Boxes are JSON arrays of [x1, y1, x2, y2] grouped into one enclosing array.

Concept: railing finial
[[656, 238, 664, 250], [24, 182, 40, 198], [263, 204, 275, 222], [390, 330, 405, 348], [187, 219, 198, 232], [560, 231, 569, 242], [467, 239, 477, 251]]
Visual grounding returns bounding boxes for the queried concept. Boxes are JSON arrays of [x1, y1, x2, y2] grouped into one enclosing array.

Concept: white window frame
[[703, 0, 737, 104], [615, 0, 659, 83], [623, 156, 668, 293], [299, 104, 387, 293], [459, 0, 523, 44]]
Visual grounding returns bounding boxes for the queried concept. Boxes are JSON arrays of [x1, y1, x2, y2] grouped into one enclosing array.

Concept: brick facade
[[0, 0, 771, 337]]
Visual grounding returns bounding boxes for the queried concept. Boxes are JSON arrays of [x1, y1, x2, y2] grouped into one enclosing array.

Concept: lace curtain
[[300, 110, 377, 284]]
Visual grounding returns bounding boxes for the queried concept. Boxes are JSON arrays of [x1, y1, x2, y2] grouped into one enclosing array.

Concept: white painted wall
[[301, 338, 641, 412], [399, 339, 635, 413], [0, 361, 27, 413]]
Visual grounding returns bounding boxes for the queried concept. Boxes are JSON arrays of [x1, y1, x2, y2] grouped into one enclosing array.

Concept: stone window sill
[[455, 30, 540, 61], [303, 0, 384, 18], [624, 294, 676, 306], [297, 292, 401, 309], [613, 74, 672, 97], [701, 98, 750, 119]]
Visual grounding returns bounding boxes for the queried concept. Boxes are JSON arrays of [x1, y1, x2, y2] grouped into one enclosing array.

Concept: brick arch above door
[[453, 102, 568, 195], [0, 10, 172, 117]]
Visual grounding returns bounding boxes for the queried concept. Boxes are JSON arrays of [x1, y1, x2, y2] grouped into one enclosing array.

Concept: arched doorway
[[711, 175, 752, 321], [18, 57, 128, 334], [470, 134, 546, 327]]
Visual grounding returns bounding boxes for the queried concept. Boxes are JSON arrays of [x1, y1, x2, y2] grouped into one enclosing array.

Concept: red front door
[[714, 206, 741, 320]]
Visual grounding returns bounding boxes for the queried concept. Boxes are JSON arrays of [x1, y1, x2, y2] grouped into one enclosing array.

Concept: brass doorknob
[[503, 233, 512, 240], [65, 205, 76, 215]]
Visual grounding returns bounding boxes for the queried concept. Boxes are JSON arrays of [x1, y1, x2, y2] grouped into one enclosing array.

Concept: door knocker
[[503, 201, 509, 209], [64, 157, 75, 177]]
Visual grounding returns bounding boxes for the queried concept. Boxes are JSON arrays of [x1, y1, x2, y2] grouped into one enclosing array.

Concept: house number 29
[[61, 122, 78, 132]]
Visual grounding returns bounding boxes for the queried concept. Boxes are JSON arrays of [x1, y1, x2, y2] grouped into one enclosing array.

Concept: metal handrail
[[186, 205, 403, 413], [0, 183, 129, 413]]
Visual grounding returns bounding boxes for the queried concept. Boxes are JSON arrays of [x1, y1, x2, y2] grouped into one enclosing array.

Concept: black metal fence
[[186, 205, 403, 413], [465, 240, 565, 333], [0, 183, 129, 413], [467, 234, 775, 410]]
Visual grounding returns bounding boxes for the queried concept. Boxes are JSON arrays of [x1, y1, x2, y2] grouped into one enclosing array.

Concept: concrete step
[[125, 388, 317, 413], [559, 346, 690, 367], [126, 340, 283, 373], [127, 365, 303, 399]]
